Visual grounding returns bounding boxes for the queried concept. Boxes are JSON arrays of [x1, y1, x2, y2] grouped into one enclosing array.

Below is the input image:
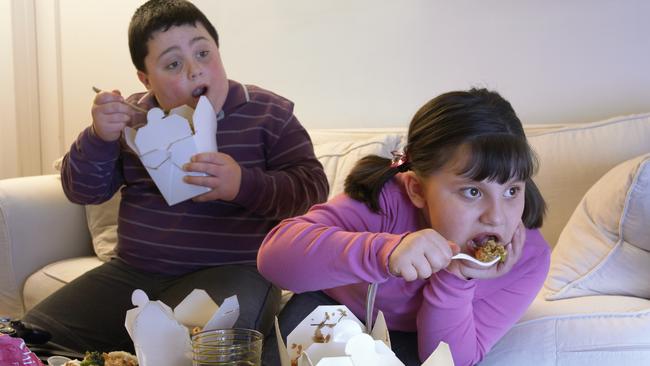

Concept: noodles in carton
[[275, 305, 454, 366], [124, 289, 239, 366]]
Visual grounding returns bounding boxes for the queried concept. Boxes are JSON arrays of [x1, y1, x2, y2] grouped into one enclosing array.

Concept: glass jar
[[191, 328, 263, 366]]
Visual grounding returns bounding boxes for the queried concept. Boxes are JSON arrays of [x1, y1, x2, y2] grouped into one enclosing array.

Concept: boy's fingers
[[191, 152, 228, 164], [98, 102, 132, 115], [95, 92, 125, 104]]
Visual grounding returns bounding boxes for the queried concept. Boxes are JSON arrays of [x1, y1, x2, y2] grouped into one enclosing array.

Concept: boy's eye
[[197, 50, 209, 58], [461, 187, 481, 198], [165, 61, 180, 70]]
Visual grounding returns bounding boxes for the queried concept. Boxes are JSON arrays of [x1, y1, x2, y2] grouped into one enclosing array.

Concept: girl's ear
[[137, 70, 151, 89], [403, 171, 426, 208]]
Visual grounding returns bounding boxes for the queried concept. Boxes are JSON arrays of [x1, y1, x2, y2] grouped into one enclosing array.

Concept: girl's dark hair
[[128, 0, 219, 72], [344, 88, 546, 228]]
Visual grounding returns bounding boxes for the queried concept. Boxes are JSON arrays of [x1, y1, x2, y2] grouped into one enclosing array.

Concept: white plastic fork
[[365, 282, 378, 334], [364, 255, 497, 333], [452, 253, 500, 267]]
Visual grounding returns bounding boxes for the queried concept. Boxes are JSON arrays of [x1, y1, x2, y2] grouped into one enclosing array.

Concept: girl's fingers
[[400, 265, 418, 282], [412, 257, 433, 279]]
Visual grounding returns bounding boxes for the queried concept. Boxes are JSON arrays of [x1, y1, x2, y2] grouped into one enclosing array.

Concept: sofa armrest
[[0, 174, 93, 318]]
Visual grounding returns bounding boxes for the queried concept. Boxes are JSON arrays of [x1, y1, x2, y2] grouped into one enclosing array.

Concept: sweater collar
[[221, 80, 250, 115]]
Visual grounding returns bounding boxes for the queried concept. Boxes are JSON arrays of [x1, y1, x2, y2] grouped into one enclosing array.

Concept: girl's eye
[[461, 187, 481, 198], [197, 50, 209, 58], [504, 186, 521, 198]]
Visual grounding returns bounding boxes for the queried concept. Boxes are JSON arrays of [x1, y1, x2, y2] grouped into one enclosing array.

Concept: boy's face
[[137, 23, 228, 112], [406, 149, 526, 252]]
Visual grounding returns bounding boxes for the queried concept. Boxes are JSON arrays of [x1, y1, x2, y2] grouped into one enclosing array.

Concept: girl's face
[[406, 148, 526, 252], [137, 23, 228, 112]]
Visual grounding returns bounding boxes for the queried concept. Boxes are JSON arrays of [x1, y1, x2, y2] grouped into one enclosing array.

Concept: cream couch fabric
[[1, 113, 650, 365]]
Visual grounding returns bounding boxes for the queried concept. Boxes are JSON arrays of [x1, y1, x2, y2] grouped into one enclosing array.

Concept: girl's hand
[[389, 229, 459, 281], [183, 152, 242, 202], [447, 222, 526, 280]]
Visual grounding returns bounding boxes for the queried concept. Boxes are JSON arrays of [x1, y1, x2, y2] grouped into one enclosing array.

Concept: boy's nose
[[190, 69, 202, 79], [188, 62, 203, 79]]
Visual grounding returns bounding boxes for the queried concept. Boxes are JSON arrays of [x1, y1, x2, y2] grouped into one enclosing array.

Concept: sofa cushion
[[85, 195, 120, 261], [312, 133, 405, 199], [22, 256, 103, 312], [54, 157, 118, 262], [525, 113, 650, 248], [480, 294, 650, 365], [543, 153, 650, 300]]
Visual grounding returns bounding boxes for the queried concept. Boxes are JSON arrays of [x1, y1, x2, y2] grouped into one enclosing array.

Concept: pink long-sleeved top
[[258, 176, 550, 365]]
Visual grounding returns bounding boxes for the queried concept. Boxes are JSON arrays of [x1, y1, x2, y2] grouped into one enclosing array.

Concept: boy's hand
[[389, 229, 459, 281], [91, 90, 146, 141], [91, 90, 132, 142], [183, 152, 242, 202], [447, 222, 526, 280], [91, 90, 155, 142]]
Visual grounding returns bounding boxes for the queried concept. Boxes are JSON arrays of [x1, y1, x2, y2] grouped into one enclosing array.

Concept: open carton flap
[[122, 96, 217, 206], [275, 305, 454, 366], [275, 305, 398, 366], [124, 289, 239, 366]]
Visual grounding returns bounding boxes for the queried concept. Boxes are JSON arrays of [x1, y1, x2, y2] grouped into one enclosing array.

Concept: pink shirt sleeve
[[258, 193, 409, 292]]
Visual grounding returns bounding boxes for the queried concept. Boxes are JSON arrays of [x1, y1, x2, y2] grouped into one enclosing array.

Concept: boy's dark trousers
[[23, 259, 281, 354]]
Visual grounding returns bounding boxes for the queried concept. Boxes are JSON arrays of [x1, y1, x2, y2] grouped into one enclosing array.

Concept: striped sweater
[[61, 80, 328, 275]]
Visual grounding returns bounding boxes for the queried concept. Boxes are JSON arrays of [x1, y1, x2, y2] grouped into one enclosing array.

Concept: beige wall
[[3, 0, 650, 178], [1, 0, 19, 179]]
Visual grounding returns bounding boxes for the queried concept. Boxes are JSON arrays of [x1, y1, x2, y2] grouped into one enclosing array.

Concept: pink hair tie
[[390, 150, 409, 170]]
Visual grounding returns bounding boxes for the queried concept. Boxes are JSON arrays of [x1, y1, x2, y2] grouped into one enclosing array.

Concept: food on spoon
[[475, 239, 507, 263]]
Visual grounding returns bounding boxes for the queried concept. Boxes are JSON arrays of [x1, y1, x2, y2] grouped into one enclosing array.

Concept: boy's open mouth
[[191, 85, 208, 98]]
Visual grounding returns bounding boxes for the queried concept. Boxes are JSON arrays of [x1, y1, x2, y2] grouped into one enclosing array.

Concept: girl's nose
[[480, 202, 506, 227]]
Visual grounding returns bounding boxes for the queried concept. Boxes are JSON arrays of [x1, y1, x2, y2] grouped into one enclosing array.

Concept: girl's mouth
[[468, 235, 500, 249], [191, 86, 208, 98]]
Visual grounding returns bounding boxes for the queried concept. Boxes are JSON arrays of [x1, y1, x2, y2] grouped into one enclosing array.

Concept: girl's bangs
[[455, 135, 536, 183]]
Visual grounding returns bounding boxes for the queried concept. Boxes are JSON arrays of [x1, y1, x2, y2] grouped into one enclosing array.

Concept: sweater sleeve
[[258, 194, 406, 293], [60, 126, 124, 204], [416, 229, 550, 365], [233, 114, 328, 219]]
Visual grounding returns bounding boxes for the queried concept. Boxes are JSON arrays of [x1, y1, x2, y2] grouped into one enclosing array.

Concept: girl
[[258, 88, 550, 366]]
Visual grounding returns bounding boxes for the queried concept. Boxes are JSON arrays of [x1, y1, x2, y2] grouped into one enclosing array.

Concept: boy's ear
[[137, 70, 151, 89], [403, 171, 426, 209]]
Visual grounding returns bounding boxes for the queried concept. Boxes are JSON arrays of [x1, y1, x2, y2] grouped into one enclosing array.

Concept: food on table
[[64, 350, 138, 366]]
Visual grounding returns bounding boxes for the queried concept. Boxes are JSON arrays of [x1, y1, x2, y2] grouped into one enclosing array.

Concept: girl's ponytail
[[344, 153, 410, 213]]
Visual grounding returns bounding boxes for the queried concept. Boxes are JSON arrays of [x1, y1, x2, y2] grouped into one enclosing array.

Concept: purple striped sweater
[[62, 80, 328, 275]]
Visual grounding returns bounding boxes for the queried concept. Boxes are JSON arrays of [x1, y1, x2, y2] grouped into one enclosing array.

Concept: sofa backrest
[[310, 113, 650, 248]]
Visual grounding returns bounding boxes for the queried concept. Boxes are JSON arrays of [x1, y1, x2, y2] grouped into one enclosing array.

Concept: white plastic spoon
[[452, 253, 500, 267]]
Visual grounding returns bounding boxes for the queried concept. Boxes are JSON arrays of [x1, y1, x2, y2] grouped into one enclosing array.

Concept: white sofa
[[1, 113, 650, 365]]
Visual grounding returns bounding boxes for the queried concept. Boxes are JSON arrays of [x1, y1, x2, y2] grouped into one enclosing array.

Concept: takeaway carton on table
[[275, 305, 454, 366], [123, 95, 218, 206], [124, 289, 239, 366]]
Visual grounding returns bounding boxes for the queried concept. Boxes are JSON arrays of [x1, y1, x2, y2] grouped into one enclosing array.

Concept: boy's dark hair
[[128, 0, 219, 72], [344, 88, 546, 229]]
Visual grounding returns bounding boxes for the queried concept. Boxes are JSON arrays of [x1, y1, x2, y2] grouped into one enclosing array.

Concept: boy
[[24, 0, 328, 354]]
